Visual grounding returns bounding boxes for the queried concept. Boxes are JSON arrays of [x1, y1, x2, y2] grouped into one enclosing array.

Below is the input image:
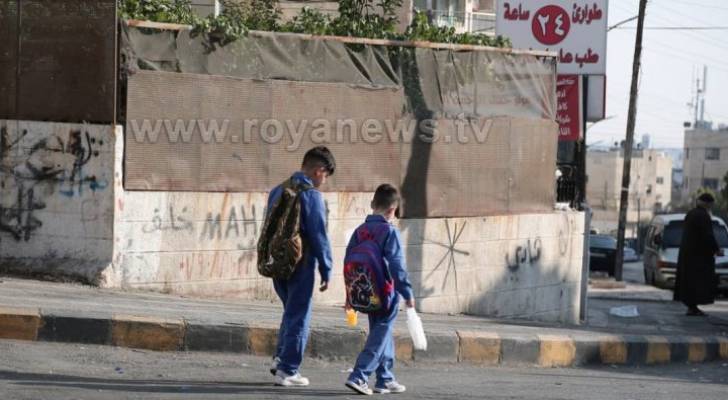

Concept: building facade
[[192, 1, 414, 31], [413, 0, 496, 33], [683, 126, 728, 200], [587, 149, 673, 236]]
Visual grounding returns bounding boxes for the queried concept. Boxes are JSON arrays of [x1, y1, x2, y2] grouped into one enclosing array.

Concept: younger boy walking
[[345, 184, 414, 395]]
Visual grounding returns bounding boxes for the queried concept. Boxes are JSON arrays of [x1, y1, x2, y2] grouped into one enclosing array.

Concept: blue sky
[[588, 0, 728, 149]]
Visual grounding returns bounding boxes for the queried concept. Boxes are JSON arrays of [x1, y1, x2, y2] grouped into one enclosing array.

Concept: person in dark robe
[[674, 193, 725, 316]]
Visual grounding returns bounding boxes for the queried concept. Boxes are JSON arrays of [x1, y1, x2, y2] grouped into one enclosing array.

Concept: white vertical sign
[[496, 1, 609, 74]]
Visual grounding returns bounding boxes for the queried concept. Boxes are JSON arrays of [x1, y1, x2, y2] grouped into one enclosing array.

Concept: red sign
[[531, 5, 571, 45], [556, 74, 583, 141]]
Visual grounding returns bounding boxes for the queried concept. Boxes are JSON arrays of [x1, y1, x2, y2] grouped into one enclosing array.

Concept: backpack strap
[[284, 177, 313, 194], [357, 223, 390, 244], [356, 222, 393, 281]]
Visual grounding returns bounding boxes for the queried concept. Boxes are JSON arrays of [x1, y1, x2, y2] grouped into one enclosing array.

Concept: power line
[[644, 2, 728, 51], [609, 16, 639, 31], [668, 0, 728, 11], [616, 26, 728, 30], [643, 39, 728, 74]]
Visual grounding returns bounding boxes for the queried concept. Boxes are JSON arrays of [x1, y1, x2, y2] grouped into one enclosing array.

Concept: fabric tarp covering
[[121, 25, 558, 218]]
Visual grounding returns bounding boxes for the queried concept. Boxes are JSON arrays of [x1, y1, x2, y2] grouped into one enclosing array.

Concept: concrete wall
[[110, 188, 585, 323], [0, 120, 118, 282], [1, 120, 585, 324]]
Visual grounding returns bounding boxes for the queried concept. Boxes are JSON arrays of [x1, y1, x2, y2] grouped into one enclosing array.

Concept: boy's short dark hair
[[372, 184, 400, 211], [302, 146, 336, 175], [698, 192, 715, 203]]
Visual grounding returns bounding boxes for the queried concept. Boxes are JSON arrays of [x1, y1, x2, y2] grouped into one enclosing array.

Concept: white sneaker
[[374, 381, 406, 394], [275, 370, 309, 387], [269, 357, 280, 376], [346, 379, 373, 395]]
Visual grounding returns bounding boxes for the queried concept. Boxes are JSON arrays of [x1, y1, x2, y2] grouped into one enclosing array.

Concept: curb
[[1, 307, 727, 368]]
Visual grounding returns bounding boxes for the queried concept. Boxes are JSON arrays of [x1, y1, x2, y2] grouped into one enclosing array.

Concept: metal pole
[[580, 205, 592, 323], [579, 76, 590, 322], [615, 0, 648, 282]]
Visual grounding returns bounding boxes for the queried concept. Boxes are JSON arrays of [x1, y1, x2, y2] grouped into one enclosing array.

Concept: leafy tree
[[117, 0, 512, 48], [117, 0, 197, 24]]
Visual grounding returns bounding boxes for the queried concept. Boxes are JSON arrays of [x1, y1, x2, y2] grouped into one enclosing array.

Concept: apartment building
[[587, 148, 673, 236], [683, 125, 728, 198]]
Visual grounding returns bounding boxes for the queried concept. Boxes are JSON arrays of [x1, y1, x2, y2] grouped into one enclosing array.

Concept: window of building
[[706, 148, 720, 160], [646, 184, 653, 195], [703, 178, 719, 190], [656, 177, 664, 184]]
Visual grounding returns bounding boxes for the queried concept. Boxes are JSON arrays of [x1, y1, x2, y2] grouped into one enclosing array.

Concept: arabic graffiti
[[505, 238, 543, 271], [142, 206, 194, 233], [0, 125, 108, 242], [140, 202, 260, 245]]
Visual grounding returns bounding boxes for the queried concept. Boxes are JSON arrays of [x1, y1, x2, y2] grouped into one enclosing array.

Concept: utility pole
[[615, 0, 648, 282]]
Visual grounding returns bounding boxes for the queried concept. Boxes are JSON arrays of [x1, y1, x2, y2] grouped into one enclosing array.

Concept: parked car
[[643, 214, 728, 290], [623, 247, 639, 262], [589, 234, 617, 276]]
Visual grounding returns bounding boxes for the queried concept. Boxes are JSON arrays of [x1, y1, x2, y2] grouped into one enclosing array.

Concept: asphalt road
[[1, 340, 727, 400]]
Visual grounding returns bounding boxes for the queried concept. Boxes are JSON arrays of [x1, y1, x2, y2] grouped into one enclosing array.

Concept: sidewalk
[[0, 277, 726, 368]]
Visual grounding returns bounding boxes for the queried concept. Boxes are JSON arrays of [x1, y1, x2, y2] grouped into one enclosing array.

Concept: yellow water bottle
[[346, 308, 358, 327]]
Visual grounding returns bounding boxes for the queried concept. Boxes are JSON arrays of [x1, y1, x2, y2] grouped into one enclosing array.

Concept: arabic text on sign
[[572, 3, 604, 25], [503, 2, 531, 21]]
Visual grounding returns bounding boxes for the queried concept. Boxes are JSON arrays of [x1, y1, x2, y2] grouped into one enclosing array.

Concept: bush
[[117, 0, 511, 48]]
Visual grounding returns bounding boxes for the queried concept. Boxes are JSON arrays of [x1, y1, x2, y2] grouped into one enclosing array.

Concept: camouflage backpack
[[257, 178, 313, 280]]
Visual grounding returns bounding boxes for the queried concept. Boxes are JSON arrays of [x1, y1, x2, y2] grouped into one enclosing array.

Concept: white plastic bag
[[406, 308, 427, 351]]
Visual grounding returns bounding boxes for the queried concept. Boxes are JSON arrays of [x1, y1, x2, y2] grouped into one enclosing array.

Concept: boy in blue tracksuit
[[346, 184, 414, 395], [267, 146, 335, 387]]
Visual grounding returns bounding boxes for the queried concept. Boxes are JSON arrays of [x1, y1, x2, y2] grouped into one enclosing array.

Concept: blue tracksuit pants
[[273, 263, 315, 375], [347, 301, 399, 386]]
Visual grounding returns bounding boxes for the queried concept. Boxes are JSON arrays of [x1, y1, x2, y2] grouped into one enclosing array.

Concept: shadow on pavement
[[0, 370, 344, 396], [519, 364, 728, 386]]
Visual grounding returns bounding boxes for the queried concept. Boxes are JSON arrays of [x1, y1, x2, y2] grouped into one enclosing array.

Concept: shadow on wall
[[393, 48, 582, 324], [0, 120, 115, 284], [399, 213, 583, 324], [398, 46, 435, 314]]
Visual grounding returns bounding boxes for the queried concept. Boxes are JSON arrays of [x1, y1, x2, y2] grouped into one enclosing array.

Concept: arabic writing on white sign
[[496, 1, 608, 74]]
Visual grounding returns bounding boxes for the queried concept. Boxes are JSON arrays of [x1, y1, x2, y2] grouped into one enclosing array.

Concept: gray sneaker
[[346, 379, 373, 395], [275, 370, 309, 387], [374, 381, 406, 394]]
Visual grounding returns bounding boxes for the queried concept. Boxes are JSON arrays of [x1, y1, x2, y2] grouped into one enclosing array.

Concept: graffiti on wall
[[200, 204, 259, 243], [0, 125, 109, 242], [141, 202, 261, 248], [505, 238, 543, 271], [142, 206, 194, 233], [423, 219, 470, 302]]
